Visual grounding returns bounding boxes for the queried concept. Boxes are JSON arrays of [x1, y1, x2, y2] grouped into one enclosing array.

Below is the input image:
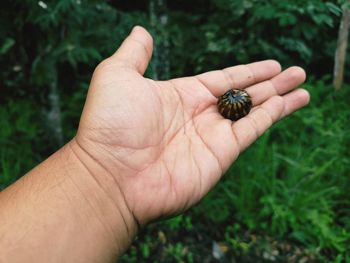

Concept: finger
[[280, 88, 310, 119], [195, 60, 282, 97], [232, 89, 310, 152], [246, 66, 307, 106], [111, 26, 153, 75]]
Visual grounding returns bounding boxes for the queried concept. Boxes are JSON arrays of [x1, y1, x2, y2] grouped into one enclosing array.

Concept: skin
[[0, 26, 309, 262]]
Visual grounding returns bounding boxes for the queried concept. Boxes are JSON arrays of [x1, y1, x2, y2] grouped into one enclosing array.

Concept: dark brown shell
[[217, 89, 252, 121]]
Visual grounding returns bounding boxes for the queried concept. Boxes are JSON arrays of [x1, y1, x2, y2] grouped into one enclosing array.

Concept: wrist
[[67, 138, 138, 256], [0, 140, 137, 261]]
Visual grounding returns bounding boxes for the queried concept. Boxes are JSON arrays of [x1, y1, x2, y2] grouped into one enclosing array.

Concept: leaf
[[0, 38, 15, 55], [326, 2, 342, 16]]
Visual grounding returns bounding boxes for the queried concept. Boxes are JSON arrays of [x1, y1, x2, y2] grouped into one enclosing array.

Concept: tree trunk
[[46, 64, 64, 147], [149, 0, 169, 80], [333, 1, 350, 90]]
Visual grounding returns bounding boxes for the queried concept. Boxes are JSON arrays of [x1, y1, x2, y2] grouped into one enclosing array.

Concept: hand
[[73, 26, 309, 227], [0, 26, 310, 262]]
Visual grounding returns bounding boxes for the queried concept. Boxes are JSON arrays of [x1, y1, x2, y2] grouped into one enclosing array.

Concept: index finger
[[195, 60, 282, 97]]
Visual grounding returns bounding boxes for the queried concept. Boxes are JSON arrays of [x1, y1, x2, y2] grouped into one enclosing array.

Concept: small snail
[[217, 89, 252, 121]]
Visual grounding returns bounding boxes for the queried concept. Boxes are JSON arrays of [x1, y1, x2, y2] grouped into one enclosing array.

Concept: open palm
[[74, 26, 309, 226]]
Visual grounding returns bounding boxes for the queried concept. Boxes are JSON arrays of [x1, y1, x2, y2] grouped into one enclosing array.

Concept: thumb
[[111, 26, 153, 75]]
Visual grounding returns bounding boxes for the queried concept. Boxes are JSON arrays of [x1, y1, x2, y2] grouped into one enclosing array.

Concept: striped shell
[[217, 89, 252, 121]]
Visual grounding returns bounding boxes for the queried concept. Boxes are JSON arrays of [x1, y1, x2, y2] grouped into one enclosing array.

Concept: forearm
[[0, 139, 137, 262]]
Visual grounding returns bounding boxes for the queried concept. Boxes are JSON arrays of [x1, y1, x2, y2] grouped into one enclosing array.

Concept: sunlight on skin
[[75, 26, 310, 226]]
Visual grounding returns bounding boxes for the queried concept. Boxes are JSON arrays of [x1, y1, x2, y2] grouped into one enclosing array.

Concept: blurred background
[[1, 0, 350, 262]]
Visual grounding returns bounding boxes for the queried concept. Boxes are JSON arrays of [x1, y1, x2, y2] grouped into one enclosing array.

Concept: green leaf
[[0, 38, 15, 55], [326, 2, 342, 16]]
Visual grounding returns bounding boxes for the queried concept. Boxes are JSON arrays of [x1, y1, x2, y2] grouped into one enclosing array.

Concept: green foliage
[[165, 242, 194, 263], [0, 101, 42, 189], [205, 0, 341, 70], [1, 0, 350, 261], [0, 0, 148, 104], [166, 215, 193, 231]]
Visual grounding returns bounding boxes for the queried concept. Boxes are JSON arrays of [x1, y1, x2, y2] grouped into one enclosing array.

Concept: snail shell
[[217, 89, 252, 121]]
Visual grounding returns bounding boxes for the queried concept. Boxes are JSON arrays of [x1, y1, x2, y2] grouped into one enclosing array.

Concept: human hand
[[72, 26, 309, 229], [0, 26, 309, 262]]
